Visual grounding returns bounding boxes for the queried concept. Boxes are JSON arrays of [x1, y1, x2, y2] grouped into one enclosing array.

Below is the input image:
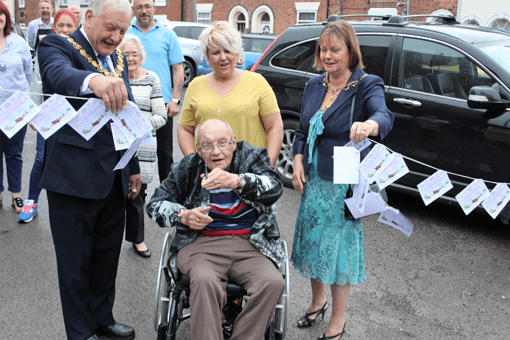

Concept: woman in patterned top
[[120, 34, 167, 258]]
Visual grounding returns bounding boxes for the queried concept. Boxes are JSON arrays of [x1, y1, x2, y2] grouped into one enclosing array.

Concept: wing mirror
[[468, 86, 507, 110]]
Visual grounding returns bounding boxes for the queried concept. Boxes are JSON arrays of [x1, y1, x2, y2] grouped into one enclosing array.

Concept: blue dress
[[291, 151, 366, 285]]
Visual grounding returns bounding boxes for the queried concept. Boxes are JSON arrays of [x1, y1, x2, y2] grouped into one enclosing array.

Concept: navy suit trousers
[[47, 172, 126, 340]]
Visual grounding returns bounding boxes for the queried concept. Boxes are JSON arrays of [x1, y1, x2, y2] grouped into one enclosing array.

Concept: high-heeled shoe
[[317, 322, 347, 340], [296, 301, 328, 328]]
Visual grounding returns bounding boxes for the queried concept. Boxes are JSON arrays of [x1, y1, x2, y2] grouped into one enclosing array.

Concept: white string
[[1, 87, 507, 186], [368, 138, 508, 186], [0, 87, 89, 101]]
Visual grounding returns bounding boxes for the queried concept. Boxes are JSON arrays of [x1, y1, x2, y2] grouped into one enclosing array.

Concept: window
[[399, 38, 503, 100], [491, 19, 510, 32], [197, 11, 211, 24], [172, 26, 207, 40], [197, 4, 213, 24], [272, 40, 317, 72], [60, 0, 68, 6], [155, 0, 165, 6], [81, 0, 90, 5], [297, 11, 316, 24], [243, 37, 274, 53], [19, 0, 25, 9], [295, 2, 319, 24], [358, 35, 391, 79]]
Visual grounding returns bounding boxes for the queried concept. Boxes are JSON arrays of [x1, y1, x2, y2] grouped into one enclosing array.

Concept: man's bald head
[[70, 5, 82, 24], [195, 119, 233, 144]]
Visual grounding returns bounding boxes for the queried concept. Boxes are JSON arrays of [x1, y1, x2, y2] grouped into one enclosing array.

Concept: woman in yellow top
[[177, 21, 283, 166]]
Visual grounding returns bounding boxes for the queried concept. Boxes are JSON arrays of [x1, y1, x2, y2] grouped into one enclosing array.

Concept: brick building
[[12, 0, 508, 35]]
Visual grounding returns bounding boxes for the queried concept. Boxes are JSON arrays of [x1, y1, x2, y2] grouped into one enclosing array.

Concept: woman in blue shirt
[[0, 2, 33, 211], [291, 21, 394, 340]]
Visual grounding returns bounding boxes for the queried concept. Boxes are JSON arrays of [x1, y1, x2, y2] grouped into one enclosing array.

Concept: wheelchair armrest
[[179, 274, 247, 297]]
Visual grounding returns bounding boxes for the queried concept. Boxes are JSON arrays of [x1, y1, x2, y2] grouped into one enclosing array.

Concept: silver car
[[161, 21, 211, 86]]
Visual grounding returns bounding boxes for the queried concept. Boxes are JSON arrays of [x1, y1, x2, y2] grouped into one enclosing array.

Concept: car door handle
[[394, 98, 422, 107]]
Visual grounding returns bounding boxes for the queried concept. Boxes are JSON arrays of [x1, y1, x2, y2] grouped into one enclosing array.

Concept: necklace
[[321, 72, 367, 112]]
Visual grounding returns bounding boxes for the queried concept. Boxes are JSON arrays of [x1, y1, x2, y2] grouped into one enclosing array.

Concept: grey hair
[[199, 21, 244, 65], [195, 120, 234, 144], [119, 34, 146, 65], [88, 0, 132, 17]]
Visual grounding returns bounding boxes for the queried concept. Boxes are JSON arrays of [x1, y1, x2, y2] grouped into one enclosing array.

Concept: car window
[[190, 27, 206, 40], [399, 38, 506, 100], [172, 26, 188, 39], [271, 40, 318, 72], [358, 35, 391, 80], [243, 38, 273, 53]]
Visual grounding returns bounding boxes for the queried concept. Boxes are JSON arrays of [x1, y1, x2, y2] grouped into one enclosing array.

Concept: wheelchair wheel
[[154, 231, 173, 332], [272, 239, 290, 340]]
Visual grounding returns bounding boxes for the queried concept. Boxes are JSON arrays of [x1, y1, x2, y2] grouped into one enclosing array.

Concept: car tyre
[[183, 60, 195, 87], [276, 119, 298, 189]]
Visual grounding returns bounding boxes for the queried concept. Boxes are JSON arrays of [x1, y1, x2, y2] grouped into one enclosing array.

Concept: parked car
[[197, 33, 275, 76], [251, 14, 510, 221], [161, 21, 211, 86]]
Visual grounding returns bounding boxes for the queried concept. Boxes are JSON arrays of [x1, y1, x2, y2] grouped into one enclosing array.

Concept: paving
[[1, 106, 510, 340]]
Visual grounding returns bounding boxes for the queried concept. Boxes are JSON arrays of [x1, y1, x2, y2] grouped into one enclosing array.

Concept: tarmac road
[[1, 100, 510, 339]]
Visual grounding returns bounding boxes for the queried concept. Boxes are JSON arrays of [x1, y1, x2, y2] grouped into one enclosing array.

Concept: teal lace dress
[[291, 150, 366, 285]]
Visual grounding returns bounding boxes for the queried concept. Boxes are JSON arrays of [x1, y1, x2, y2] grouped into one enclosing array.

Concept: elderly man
[[70, 4, 82, 26], [27, 0, 54, 49], [147, 119, 285, 340], [127, 0, 184, 182], [37, 0, 141, 339]]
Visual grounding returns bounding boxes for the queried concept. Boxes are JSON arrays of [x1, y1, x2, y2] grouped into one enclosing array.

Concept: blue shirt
[[0, 34, 33, 105], [27, 17, 54, 49], [127, 19, 184, 103]]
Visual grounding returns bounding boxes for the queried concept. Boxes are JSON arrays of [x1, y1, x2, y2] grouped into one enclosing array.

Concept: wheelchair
[[154, 230, 290, 340]]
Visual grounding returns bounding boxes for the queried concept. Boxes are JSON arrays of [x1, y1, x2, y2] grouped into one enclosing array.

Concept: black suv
[[251, 14, 510, 221]]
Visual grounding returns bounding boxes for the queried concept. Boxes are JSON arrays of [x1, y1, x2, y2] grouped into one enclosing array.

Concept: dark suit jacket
[[37, 29, 140, 199], [293, 69, 395, 181]]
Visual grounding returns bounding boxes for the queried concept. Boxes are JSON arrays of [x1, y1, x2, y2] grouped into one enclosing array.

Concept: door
[[385, 37, 510, 195]]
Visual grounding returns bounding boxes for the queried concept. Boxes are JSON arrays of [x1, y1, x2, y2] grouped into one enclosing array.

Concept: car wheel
[[276, 119, 298, 188], [183, 60, 195, 87]]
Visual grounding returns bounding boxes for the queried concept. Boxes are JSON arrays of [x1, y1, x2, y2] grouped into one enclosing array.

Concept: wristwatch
[[172, 98, 181, 105], [235, 174, 246, 192], [177, 209, 185, 223]]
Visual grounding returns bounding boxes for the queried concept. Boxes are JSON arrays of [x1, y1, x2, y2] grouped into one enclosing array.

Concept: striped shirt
[[202, 188, 258, 236]]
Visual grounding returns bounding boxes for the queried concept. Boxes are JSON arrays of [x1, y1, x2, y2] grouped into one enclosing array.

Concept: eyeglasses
[[197, 138, 232, 153], [124, 53, 140, 58], [134, 4, 154, 10]]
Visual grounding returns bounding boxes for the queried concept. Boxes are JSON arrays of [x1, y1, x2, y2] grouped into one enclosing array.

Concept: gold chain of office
[[63, 34, 125, 77]]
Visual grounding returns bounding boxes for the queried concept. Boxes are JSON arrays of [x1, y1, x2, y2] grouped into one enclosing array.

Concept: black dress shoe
[[96, 322, 135, 340], [85, 335, 100, 340], [132, 243, 151, 258]]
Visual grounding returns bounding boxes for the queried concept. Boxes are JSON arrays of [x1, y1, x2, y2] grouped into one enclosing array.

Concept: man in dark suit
[[37, 1, 141, 339]]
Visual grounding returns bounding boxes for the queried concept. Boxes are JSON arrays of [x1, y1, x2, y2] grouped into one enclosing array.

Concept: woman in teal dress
[[291, 21, 394, 340]]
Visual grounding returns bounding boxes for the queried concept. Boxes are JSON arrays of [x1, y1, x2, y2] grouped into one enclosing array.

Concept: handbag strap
[[348, 73, 368, 190], [349, 73, 368, 128]]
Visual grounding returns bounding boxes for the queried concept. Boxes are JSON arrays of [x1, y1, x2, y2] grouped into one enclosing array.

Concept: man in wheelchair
[[147, 119, 286, 340]]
